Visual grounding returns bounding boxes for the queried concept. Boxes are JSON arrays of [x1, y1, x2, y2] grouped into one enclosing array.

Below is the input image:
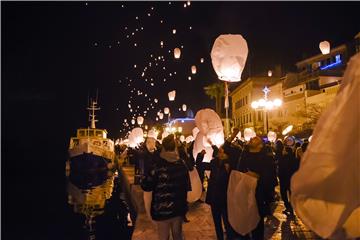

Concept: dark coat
[[141, 156, 191, 221], [203, 157, 230, 207], [278, 147, 298, 181], [237, 149, 276, 217]]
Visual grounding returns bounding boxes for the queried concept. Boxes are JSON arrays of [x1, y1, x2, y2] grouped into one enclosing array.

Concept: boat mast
[[87, 98, 100, 129]]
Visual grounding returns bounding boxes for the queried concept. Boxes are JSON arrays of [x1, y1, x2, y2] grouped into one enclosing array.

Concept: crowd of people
[[117, 128, 310, 240]]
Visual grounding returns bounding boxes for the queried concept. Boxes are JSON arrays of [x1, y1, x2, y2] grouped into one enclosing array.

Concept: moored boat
[[68, 100, 115, 171]]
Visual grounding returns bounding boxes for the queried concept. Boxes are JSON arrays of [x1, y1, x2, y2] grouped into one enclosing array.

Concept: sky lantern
[[174, 48, 181, 59], [159, 112, 164, 119], [319, 41, 330, 55], [211, 34, 248, 136], [154, 98, 158, 103], [131, 119, 135, 125], [164, 107, 170, 115], [268, 70, 273, 77], [168, 90, 176, 101], [172, 29, 176, 34], [137, 116, 144, 126], [200, 58, 204, 63], [182, 104, 187, 112], [211, 34, 248, 82], [191, 65, 197, 74], [267, 131, 277, 143], [187, 1, 191, 6], [179, 135, 185, 142], [160, 41, 164, 47], [185, 136, 194, 144]]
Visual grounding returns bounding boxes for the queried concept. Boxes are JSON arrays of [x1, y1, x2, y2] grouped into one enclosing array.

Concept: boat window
[[79, 130, 86, 137], [88, 130, 94, 136], [96, 131, 103, 137]]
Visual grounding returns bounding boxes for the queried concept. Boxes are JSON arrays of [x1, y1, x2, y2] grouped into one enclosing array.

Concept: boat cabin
[[76, 128, 108, 139]]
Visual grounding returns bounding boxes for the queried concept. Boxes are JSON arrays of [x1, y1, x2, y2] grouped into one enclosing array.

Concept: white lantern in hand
[[211, 34, 248, 82], [182, 104, 187, 112], [137, 116, 144, 125], [267, 131, 277, 143], [244, 128, 256, 141], [174, 48, 181, 59], [168, 90, 176, 101], [319, 41, 330, 55]]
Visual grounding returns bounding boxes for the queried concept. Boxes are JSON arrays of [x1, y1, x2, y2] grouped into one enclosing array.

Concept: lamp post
[[251, 86, 282, 134]]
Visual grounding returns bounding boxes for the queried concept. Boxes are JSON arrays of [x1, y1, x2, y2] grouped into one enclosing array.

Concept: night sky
[[2, 2, 360, 239]]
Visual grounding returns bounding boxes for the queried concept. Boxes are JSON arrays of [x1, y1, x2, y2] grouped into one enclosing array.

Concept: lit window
[[336, 54, 341, 62]]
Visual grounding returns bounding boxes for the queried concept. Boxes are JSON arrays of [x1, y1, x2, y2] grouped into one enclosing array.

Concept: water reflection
[[66, 169, 135, 240]]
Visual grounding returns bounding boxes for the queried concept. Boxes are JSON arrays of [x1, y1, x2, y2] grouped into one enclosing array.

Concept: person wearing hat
[[278, 136, 297, 215], [236, 136, 276, 240], [141, 134, 191, 240]]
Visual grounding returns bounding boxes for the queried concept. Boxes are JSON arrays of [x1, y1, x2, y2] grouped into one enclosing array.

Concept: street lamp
[[251, 86, 282, 134]]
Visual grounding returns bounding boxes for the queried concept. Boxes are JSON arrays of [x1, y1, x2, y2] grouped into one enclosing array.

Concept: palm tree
[[204, 82, 225, 115]]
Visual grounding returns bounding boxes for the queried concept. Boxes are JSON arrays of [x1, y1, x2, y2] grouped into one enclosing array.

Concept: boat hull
[[70, 153, 112, 172]]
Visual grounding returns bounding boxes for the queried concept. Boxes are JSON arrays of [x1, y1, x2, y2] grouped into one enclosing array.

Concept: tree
[[294, 103, 325, 130], [204, 82, 225, 115]]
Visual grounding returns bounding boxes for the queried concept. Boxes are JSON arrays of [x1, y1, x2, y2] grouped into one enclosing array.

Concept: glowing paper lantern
[[185, 136, 194, 143], [182, 104, 187, 112], [174, 48, 181, 59], [195, 109, 223, 135], [191, 65, 197, 74], [244, 128, 256, 141], [291, 53, 360, 239], [211, 34, 248, 82], [144, 125, 148, 130], [192, 127, 200, 139], [187, 1, 191, 6], [179, 135, 185, 142], [168, 90, 176, 101], [195, 108, 224, 148], [319, 41, 330, 55], [200, 58, 204, 63], [131, 119, 135, 125], [154, 98, 158, 103], [128, 127, 144, 147], [172, 29, 176, 34], [137, 116, 144, 125], [160, 41, 164, 47], [159, 113, 164, 119], [268, 70, 273, 77], [267, 131, 277, 143], [164, 107, 170, 115], [282, 125, 293, 136]]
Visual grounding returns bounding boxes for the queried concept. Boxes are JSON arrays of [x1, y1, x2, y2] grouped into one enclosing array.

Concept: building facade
[[230, 33, 360, 136]]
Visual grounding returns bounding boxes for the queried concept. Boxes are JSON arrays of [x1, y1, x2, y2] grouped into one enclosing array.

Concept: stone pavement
[[122, 163, 321, 240]]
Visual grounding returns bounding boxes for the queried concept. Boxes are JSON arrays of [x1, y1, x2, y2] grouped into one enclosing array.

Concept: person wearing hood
[[141, 134, 191, 240]]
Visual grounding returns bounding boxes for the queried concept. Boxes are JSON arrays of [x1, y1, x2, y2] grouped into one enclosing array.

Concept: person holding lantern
[[235, 136, 276, 240], [200, 141, 237, 240]]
